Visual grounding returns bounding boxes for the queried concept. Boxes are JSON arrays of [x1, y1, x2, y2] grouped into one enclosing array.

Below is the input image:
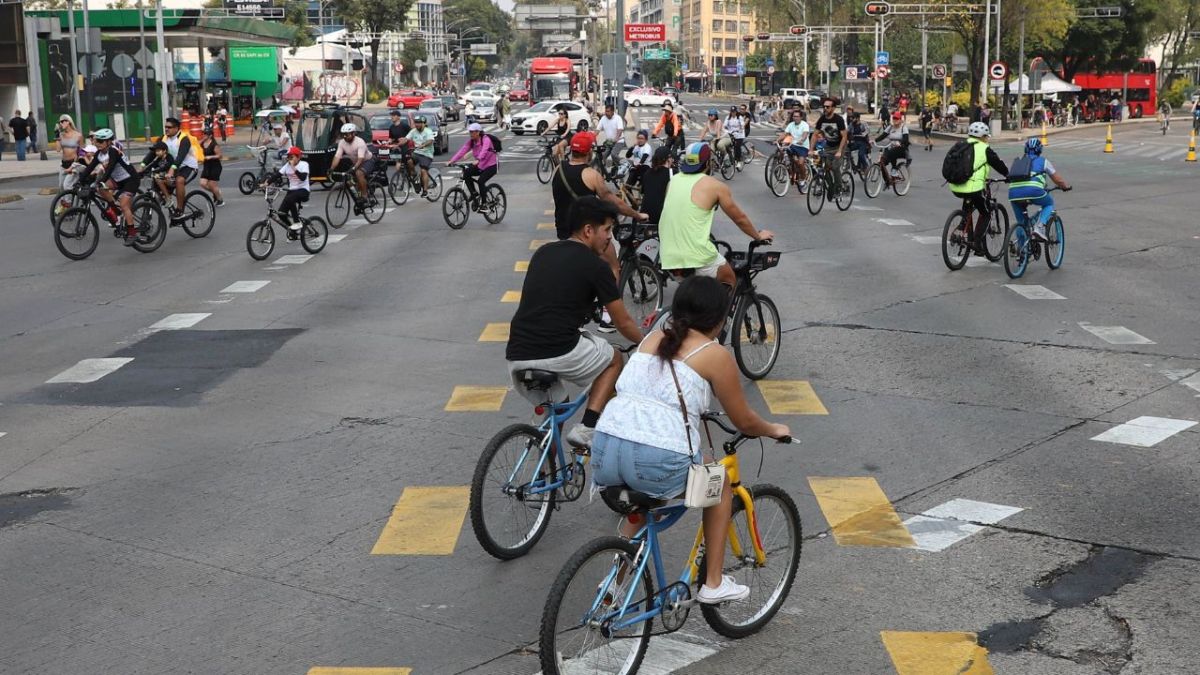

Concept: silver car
[[418, 98, 446, 123], [472, 101, 497, 124]]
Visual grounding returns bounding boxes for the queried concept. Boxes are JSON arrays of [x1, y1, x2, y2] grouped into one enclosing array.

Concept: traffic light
[[864, 1, 891, 16], [742, 34, 756, 42], [756, 32, 772, 41], [788, 25, 808, 35]]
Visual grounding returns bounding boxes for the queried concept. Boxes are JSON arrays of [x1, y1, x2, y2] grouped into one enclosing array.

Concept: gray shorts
[[507, 332, 615, 404]]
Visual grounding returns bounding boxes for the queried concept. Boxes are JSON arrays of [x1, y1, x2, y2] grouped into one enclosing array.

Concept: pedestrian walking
[[217, 104, 228, 141], [919, 107, 933, 151], [55, 114, 83, 188], [26, 112, 38, 153], [198, 126, 226, 207], [8, 110, 29, 161]]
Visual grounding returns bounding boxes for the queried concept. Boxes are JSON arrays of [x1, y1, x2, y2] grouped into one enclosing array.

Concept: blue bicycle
[[1004, 185, 1068, 279], [539, 413, 802, 674], [470, 363, 632, 560]]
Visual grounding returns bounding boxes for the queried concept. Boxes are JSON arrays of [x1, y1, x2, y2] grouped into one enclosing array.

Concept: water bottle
[[103, 205, 118, 223]]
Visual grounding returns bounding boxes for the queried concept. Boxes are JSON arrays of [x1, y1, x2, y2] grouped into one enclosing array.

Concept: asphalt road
[[1, 116, 1198, 675]]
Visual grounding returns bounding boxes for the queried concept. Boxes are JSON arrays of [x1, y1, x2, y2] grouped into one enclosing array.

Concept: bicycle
[[1159, 110, 1171, 135], [863, 151, 912, 199], [538, 412, 801, 675], [469, 353, 635, 561], [238, 145, 277, 195], [763, 142, 804, 198], [142, 171, 216, 239], [708, 139, 737, 180], [1003, 186, 1068, 279], [536, 137, 562, 184], [324, 169, 388, 228], [245, 179, 329, 260], [941, 178, 1010, 271], [610, 161, 643, 212], [52, 180, 166, 260], [613, 221, 665, 329], [441, 162, 507, 230], [387, 149, 443, 206], [806, 151, 855, 215]]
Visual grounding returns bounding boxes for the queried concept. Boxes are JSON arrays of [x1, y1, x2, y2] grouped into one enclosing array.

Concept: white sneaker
[[597, 309, 616, 333], [565, 425, 595, 451], [288, 221, 302, 232], [698, 575, 750, 604], [1032, 222, 1047, 241]]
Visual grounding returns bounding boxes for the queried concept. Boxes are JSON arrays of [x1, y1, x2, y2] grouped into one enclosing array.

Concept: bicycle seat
[[516, 369, 559, 391], [603, 486, 669, 509]]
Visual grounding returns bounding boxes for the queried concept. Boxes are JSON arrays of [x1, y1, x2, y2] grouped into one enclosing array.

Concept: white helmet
[[967, 121, 990, 138], [340, 122, 358, 134]]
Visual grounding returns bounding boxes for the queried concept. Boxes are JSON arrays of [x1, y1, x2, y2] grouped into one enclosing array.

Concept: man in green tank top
[[659, 142, 774, 287]]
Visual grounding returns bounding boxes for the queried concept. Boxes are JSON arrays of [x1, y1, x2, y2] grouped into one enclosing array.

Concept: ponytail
[[656, 315, 690, 361], [654, 275, 728, 362]]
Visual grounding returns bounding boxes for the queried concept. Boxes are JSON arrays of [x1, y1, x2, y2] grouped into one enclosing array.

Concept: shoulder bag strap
[[666, 359, 695, 459], [556, 163, 580, 200]]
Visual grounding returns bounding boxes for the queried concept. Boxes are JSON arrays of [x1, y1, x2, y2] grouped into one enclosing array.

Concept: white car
[[510, 100, 592, 135], [458, 89, 499, 107], [626, 87, 677, 107]]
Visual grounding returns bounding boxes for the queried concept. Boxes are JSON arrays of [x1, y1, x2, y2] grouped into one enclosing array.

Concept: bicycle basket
[[726, 250, 782, 272]]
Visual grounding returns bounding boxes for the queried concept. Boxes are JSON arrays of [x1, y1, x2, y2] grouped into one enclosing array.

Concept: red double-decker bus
[[1071, 58, 1157, 121]]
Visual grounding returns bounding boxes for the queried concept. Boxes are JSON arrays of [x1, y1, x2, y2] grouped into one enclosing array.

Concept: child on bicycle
[[274, 146, 310, 233], [1007, 138, 1071, 242]]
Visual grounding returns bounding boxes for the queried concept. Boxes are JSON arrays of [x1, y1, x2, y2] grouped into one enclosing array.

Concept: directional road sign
[[876, 51, 890, 66], [932, 64, 946, 79]]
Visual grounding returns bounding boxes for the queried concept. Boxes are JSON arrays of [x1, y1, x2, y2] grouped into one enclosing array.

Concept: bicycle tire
[[1004, 223, 1030, 279], [246, 220, 275, 260], [618, 256, 665, 330], [130, 196, 166, 253], [483, 184, 507, 224], [361, 183, 388, 224], [941, 210, 970, 271], [806, 171, 825, 215], [732, 293, 781, 380], [442, 186, 469, 229], [424, 168, 443, 201], [325, 184, 352, 228], [238, 171, 258, 195], [983, 204, 1009, 262], [49, 189, 82, 224], [300, 216, 329, 254], [700, 484, 802, 639], [536, 155, 554, 184], [720, 153, 735, 180], [764, 155, 790, 197], [539, 536, 653, 675], [469, 424, 558, 560], [834, 168, 855, 211], [389, 167, 411, 206], [1045, 214, 1065, 269], [53, 207, 99, 260], [864, 164, 883, 198], [892, 164, 911, 196], [181, 190, 215, 238]]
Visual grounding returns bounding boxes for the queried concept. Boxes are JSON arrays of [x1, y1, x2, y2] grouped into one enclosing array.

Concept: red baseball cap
[[570, 131, 595, 154], [287, 146, 303, 157]]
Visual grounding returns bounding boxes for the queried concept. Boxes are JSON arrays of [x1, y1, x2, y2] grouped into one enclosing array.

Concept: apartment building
[[677, 0, 758, 88]]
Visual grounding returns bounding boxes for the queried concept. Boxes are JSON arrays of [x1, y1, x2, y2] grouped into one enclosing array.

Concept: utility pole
[[81, 0, 93, 131], [1015, 17, 1024, 137], [66, 0, 82, 128], [980, 1, 991, 107], [920, 16, 927, 107], [616, 0, 626, 112], [156, 0, 169, 119], [138, 0, 152, 140]]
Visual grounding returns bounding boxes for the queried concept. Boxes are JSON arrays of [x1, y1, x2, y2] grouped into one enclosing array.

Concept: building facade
[[677, 0, 758, 89]]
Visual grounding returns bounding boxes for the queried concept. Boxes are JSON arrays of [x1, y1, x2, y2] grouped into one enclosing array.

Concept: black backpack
[[941, 139, 976, 184], [1007, 155, 1041, 182], [486, 133, 503, 152]]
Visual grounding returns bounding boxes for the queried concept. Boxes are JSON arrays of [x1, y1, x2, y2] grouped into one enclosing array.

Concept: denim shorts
[[590, 431, 694, 499]]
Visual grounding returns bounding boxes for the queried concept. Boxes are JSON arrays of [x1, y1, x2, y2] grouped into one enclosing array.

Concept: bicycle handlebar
[[702, 412, 796, 445]]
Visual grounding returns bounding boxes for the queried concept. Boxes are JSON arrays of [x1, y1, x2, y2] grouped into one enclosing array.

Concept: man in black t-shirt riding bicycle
[[814, 98, 848, 174]]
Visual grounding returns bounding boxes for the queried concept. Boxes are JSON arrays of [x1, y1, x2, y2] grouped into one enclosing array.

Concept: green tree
[[1054, 0, 1160, 81], [336, 0, 414, 88], [444, 0, 515, 58], [1149, 0, 1200, 98], [400, 38, 428, 78]]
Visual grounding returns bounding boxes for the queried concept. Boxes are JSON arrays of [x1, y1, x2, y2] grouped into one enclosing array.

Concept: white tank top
[[594, 341, 717, 456]]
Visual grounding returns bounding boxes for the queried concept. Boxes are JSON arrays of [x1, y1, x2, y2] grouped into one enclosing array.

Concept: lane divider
[[444, 385, 507, 412], [148, 313, 211, 331], [881, 631, 994, 674], [1078, 322, 1155, 345], [536, 222, 555, 230], [808, 477, 916, 548], [529, 239, 553, 250], [756, 380, 828, 415], [902, 499, 1023, 552], [46, 358, 135, 384], [274, 254, 313, 265], [1090, 415, 1197, 447], [371, 486, 470, 555], [478, 323, 510, 342], [501, 290, 521, 303], [221, 280, 270, 293], [514, 260, 529, 272], [1004, 284, 1065, 300], [307, 668, 412, 675]]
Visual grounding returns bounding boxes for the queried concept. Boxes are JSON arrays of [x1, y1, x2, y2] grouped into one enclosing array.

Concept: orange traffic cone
[[1103, 124, 1113, 154], [1187, 130, 1196, 163], [1041, 121, 1048, 147]]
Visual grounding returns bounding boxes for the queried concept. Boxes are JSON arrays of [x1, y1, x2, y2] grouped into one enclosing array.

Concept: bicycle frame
[[505, 390, 589, 499]]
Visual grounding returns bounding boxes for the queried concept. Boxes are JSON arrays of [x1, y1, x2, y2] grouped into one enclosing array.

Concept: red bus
[[1071, 58, 1157, 120], [528, 57, 577, 103]]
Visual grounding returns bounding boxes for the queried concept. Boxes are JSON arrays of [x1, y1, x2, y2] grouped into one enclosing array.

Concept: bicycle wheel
[[238, 171, 258, 195], [1045, 214, 1065, 269], [864, 164, 883, 198], [619, 256, 665, 329], [806, 171, 825, 215], [834, 168, 855, 211], [389, 167, 411, 206], [482, 184, 507, 224], [536, 155, 554, 184], [424, 168, 443, 201], [764, 156, 790, 197], [361, 183, 388, 224], [941, 210, 970, 271], [720, 153, 735, 180], [731, 293, 781, 380], [325, 184, 352, 228], [442, 186, 469, 230], [892, 164, 911, 196], [49, 189, 81, 224], [983, 204, 1009, 262], [469, 424, 558, 560], [700, 484, 802, 639], [540, 536, 653, 675], [1004, 223, 1030, 279], [181, 190, 215, 238], [246, 220, 275, 260], [53, 207, 99, 260], [300, 216, 329, 254], [130, 197, 166, 253]]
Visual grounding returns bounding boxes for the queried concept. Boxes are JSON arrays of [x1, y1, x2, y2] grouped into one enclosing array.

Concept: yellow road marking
[[881, 631, 994, 674], [808, 477, 915, 547], [514, 260, 529, 272], [371, 486, 471, 555], [543, 209, 554, 215], [309, 662, 412, 667], [530, 239, 553, 250], [444, 385, 507, 412], [537, 222, 555, 230], [757, 380, 829, 415], [501, 290, 522, 302], [479, 322, 510, 342]]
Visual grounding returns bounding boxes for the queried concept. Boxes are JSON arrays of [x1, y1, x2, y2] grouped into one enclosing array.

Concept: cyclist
[[813, 97, 848, 174], [948, 121, 1009, 254], [447, 122, 498, 211], [78, 128, 140, 245], [403, 117, 435, 196], [659, 142, 774, 289], [1007, 138, 1071, 242], [268, 123, 292, 166], [385, 109, 412, 164], [653, 101, 685, 159], [722, 105, 747, 167], [1157, 99, 1172, 133], [545, 109, 573, 162], [160, 117, 201, 225], [505, 196, 645, 450], [623, 129, 653, 186], [875, 111, 910, 185], [1192, 98, 1200, 132], [198, 126, 225, 207], [594, 103, 625, 174], [847, 111, 871, 170], [640, 146, 672, 225], [699, 109, 730, 163], [591, 275, 791, 604], [331, 122, 374, 202], [274, 146, 311, 233], [777, 108, 811, 191]]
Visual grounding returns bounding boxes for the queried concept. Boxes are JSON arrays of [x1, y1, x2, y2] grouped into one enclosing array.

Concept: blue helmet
[[707, 108, 719, 116], [1024, 138, 1043, 156]]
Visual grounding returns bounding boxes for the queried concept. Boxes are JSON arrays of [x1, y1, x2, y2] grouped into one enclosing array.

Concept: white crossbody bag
[[667, 359, 725, 508]]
